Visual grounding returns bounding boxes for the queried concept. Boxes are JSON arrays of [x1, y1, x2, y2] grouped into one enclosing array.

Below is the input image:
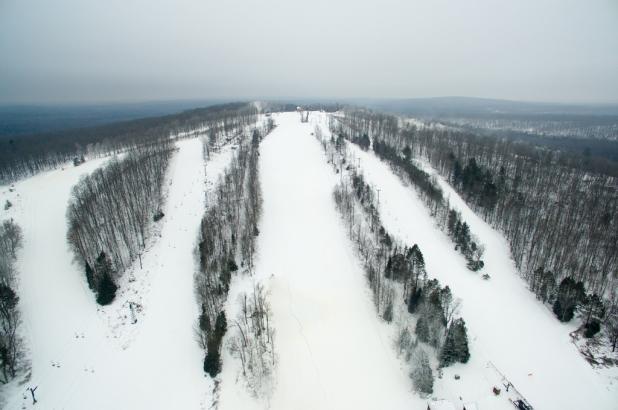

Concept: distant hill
[[354, 96, 618, 117], [0, 99, 230, 137]]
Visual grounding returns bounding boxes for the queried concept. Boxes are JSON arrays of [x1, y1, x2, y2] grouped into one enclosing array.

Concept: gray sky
[[1, 0, 617, 104]]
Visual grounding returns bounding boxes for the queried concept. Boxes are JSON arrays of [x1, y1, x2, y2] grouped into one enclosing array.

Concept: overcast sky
[[1, 0, 617, 104]]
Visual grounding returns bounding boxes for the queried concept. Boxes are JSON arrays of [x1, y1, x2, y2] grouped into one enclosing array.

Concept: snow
[[345, 136, 618, 410], [1, 137, 235, 409], [217, 112, 423, 410], [1, 110, 616, 409]]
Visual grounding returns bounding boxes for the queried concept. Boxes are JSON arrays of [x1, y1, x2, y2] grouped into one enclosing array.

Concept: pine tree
[[96, 272, 117, 305], [553, 277, 585, 322], [204, 312, 227, 377], [94, 251, 117, 305], [440, 318, 470, 367], [408, 287, 423, 314]]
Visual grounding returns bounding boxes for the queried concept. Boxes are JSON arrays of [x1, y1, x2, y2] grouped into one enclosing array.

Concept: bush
[[203, 349, 221, 377]]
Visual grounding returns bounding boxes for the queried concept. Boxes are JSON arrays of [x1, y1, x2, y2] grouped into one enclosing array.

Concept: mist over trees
[[0, 103, 258, 184], [0, 219, 24, 383], [403, 118, 618, 330]]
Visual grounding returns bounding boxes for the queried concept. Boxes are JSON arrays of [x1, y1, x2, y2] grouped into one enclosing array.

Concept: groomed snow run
[[217, 112, 423, 410], [346, 139, 618, 410], [1, 137, 235, 409]]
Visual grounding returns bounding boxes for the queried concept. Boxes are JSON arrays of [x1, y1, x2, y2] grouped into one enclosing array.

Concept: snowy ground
[[217, 112, 423, 410], [0, 138, 235, 409], [2, 111, 616, 410], [343, 133, 618, 410]]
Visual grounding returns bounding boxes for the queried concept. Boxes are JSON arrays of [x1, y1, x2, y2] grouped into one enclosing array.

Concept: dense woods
[[334, 109, 618, 344], [332, 115, 486, 272], [66, 144, 173, 304], [405, 120, 618, 333], [316, 126, 469, 395], [0, 219, 23, 383], [0, 103, 258, 184], [195, 122, 269, 380]]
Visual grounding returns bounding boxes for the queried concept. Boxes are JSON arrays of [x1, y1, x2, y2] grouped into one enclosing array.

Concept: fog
[[1, 0, 617, 104]]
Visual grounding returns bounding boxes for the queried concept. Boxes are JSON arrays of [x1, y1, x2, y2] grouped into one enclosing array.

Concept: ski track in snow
[[2, 112, 616, 410], [217, 112, 422, 410], [345, 139, 618, 410], [0, 138, 235, 409]]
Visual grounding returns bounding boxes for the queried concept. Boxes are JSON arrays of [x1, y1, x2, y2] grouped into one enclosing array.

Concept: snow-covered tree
[[410, 348, 433, 394]]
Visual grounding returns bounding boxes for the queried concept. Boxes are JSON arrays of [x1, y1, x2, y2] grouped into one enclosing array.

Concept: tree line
[[334, 109, 618, 347], [331, 114, 485, 272], [316, 127, 469, 395], [1, 102, 258, 184], [195, 125, 267, 380], [0, 219, 23, 383], [405, 121, 618, 341], [66, 143, 173, 305]]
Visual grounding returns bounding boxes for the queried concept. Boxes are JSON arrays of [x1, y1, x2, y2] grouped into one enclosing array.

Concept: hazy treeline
[[316, 127, 469, 395], [331, 113, 485, 272], [336, 109, 618, 343], [195, 124, 268, 379], [0, 102, 257, 184], [408, 122, 618, 340], [0, 219, 23, 383], [443, 115, 618, 141], [66, 143, 173, 304]]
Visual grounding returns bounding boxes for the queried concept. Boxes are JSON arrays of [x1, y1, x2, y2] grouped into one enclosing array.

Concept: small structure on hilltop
[[297, 106, 309, 122]]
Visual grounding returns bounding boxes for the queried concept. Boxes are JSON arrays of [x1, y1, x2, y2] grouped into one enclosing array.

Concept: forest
[[66, 143, 173, 305], [195, 118, 274, 394], [316, 126, 469, 395], [334, 109, 618, 349], [331, 115, 486, 272], [0, 103, 258, 184], [0, 219, 23, 384], [64, 104, 260, 305]]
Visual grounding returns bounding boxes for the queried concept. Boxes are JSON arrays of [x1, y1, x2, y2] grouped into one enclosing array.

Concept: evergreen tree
[[203, 344, 221, 377], [403, 146, 412, 161], [408, 287, 423, 314], [440, 318, 470, 367], [204, 312, 227, 377], [96, 272, 117, 305], [552, 277, 585, 322], [94, 251, 117, 305]]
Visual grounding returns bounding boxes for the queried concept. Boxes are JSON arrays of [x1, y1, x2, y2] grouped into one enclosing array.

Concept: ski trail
[[346, 141, 618, 410], [217, 112, 422, 410], [1, 138, 236, 409]]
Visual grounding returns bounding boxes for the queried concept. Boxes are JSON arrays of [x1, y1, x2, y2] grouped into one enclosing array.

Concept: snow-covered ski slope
[[2, 111, 616, 409], [344, 136, 618, 410], [217, 112, 422, 410], [1, 138, 236, 409]]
